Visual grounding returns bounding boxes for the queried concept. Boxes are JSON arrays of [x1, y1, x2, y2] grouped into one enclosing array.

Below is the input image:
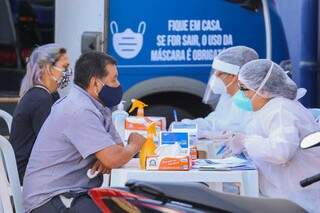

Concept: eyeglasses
[[238, 83, 250, 91]]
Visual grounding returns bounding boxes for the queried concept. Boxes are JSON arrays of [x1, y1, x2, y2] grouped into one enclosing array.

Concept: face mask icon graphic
[[110, 21, 146, 59]]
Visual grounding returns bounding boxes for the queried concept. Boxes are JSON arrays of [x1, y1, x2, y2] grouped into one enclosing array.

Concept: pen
[[216, 144, 226, 155], [173, 109, 178, 122]]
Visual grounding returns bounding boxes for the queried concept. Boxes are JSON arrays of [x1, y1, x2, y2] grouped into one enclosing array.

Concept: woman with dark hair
[[10, 43, 71, 183]]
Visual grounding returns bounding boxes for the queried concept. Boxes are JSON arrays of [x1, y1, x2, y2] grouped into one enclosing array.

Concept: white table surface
[[104, 158, 259, 197]]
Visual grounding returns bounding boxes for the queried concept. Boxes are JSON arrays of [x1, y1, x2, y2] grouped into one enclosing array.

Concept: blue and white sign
[[108, 0, 289, 93], [110, 21, 146, 59]]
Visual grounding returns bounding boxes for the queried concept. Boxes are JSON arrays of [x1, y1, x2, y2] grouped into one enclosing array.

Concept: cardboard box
[[146, 155, 191, 171], [124, 116, 166, 142]]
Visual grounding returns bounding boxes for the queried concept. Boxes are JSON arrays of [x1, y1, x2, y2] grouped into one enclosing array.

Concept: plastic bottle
[[139, 122, 157, 169], [112, 101, 129, 143], [190, 145, 198, 162], [129, 99, 148, 117], [189, 134, 198, 161]]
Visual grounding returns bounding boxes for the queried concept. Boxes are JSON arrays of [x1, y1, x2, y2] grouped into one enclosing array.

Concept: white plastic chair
[[0, 109, 12, 134], [0, 135, 23, 213]]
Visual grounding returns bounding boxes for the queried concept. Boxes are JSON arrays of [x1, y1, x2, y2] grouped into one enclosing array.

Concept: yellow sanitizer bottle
[[139, 122, 157, 169], [129, 99, 148, 117]]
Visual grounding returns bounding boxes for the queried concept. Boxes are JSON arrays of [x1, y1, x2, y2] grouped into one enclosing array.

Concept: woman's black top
[[9, 87, 59, 183]]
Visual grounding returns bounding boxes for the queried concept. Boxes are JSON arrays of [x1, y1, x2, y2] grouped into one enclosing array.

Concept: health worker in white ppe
[[225, 59, 320, 213], [180, 46, 258, 139]]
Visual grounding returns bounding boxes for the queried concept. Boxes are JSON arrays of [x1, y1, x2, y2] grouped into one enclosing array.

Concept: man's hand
[[127, 132, 146, 151], [95, 133, 146, 169], [90, 160, 111, 175]]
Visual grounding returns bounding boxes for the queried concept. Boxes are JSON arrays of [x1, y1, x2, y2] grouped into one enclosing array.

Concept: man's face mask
[[97, 79, 123, 108], [110, 21, 146, 59]]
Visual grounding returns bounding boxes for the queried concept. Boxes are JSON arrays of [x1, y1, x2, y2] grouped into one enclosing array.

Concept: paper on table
[[193, 156, 254, 170], [198, 164, 255, 171], [208, 156, 248, 164]]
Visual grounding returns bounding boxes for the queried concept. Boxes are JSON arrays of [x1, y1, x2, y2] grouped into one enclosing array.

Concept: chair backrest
[[0, 135, 23, 213], [0, 109, 13, 134], [0, 154, 14, 213]]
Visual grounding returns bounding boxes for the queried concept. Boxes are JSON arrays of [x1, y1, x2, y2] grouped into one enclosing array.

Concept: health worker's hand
[[223, 133, 246, 158]]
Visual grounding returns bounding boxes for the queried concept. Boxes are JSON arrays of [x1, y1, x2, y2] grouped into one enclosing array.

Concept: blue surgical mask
[[233, 90, 253, 111], [98, 83, 123, 108]]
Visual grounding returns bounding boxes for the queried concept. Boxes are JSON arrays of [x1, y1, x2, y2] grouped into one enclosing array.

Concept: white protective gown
[[243, 97, 320, 213], [182, 93, 252, 138]]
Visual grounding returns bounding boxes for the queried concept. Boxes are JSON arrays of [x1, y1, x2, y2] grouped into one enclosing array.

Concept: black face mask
[[98, 84, 123, 108]]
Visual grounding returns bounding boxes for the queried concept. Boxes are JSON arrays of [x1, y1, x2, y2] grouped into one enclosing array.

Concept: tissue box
[[124, 116, 166, 141], [171, 123, 198, 147], [159, 132, 190, 155], [146, 155, 191, 171]]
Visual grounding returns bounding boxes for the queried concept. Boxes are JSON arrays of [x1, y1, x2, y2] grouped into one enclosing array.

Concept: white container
[[124, 116, 166, 143], [112, 101, 129, 143]]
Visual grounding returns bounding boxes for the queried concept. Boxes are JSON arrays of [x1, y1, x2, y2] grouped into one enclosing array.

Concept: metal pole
[[262, 0, 272, 60]]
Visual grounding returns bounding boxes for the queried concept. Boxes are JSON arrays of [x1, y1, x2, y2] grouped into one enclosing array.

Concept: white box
[[171, 123, 198, 146], [124, 116, 166, 142], [159, 131, 189, 155]]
